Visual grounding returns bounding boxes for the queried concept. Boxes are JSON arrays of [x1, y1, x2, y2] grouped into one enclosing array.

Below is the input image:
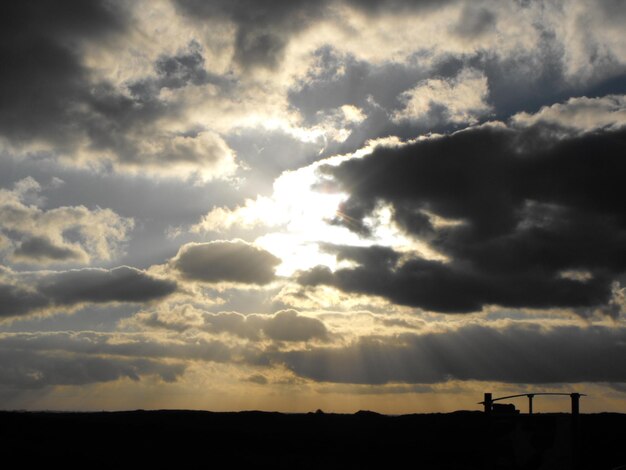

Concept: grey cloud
[[38, 266, 177, 305], [302, 246, 612, 313], [4, 0, 624, 180], [296, 265, 334, 286], [128, 41, 235, 101], [0, 330, 259, 390], [288, 47, 452, 160], [174, 0, 454, 69], [452, 5, 496, 39], [0, 267, 176, 319], [306, 124, 626, 313], [344, 0, 454, 14], [202, 312, 264, 339], [262, 310, 329, 342], [154, 41, 216, 89], [289, 47, 429, 125], [0, 5, 235, 178], [0, 284, 49, 318], [316, 383, 440, 395], [0, 177, 134, 266], [13, 236, 83, 262], [138, 308, 329, 342], [174, 0, 329, 69], [171, 241, 280, 285], [0, 349, 184, 389], [0, 159, 244, 271], [233, 28, 286, 70], [0, 331, 232, 363], [0, 1, 125, 145], [289, 21, 626, 159], [0, 331, 208, 389], [277, 323, 626, 384], [245, 374, 269, 385], [227, 128, 322, 195]]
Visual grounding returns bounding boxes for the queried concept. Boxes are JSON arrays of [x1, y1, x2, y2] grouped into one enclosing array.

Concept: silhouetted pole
[[570, 393, 580, 416], [570, 393, 581, 470], [484, 393, 492, 414], [528, 394, 534, 415]]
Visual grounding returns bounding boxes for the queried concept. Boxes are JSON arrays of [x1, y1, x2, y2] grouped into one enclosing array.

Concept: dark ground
[[2, 410, 625, 469]]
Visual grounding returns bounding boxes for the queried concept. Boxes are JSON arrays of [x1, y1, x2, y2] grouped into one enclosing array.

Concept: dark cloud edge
[[297, 123, 626, 315], [0, 266, 176, 319]]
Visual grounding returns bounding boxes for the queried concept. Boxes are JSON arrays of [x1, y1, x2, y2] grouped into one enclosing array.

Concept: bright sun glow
[[247, 148, 447, 276]]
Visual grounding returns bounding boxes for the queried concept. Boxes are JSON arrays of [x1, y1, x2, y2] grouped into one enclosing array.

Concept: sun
[[250, 151, 440, 277]]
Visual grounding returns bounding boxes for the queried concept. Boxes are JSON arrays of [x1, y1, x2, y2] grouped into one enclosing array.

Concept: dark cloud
[[452, 5, 496, 39], [289, 47, 428, 125], [0, 349, 184, 389], [288, 48, 540, 162], [304, 126, 626, 313], [128, 41, 235, 101], [0, 331, 235, 364], [245, 374, 269, 385], [262, 310, 329, 342], [202, 312, 263, 339], [0, 4, 233, 174], [290, 35, 626, 160], [174, 0, 329, 69], [154, 41, 215, 89], [344, 0, 454, 14], [172, 241, 280, 284], [139, 309, 329, 342], [0, 267, 176, 319], [296, 265, 335, 286], [174, 0, 455, 69], [0, 331, 226, 389], [0, 284, 49, 318], [0, 330, 261, 390], [13, 236, 82, 262], [38, 266, 177, 304], [0, 1, 125, 145], [277, 323, 626, 384]]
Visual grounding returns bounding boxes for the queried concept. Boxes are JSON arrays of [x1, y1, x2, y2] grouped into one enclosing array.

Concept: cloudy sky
[[1, 0, 626, 413]]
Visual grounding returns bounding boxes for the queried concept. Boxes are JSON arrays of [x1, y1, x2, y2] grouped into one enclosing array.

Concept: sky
[[1, 0, 626, 413]]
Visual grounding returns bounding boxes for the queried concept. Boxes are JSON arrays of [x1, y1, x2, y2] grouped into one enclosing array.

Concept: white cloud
[[393, 68, 492, 125], [0, 178, 134, 265], [118, 130, 238, 181], [511, 95, 626, 133]]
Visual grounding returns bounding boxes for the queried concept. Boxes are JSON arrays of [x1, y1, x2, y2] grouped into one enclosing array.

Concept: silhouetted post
[[484, 393, 492, 414], [570, 393, 581, 470], [528, 394, 534, 415], [570, 393, 580, 416]]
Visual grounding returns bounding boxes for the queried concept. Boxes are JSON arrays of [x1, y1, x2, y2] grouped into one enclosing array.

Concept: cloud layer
[[2, 0, 626, 411], [300, 123, 626, 313], [278, 323, 626, 384], [0, 267, 176, 318], [171, 240, 280, 284], [132, 306, 329, 342]]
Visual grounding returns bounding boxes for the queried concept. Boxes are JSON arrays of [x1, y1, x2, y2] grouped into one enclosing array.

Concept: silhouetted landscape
[[3, 410, 625, 469]]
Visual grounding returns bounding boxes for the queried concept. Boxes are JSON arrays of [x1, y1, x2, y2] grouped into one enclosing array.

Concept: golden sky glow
[[0, 0, 625, 413]]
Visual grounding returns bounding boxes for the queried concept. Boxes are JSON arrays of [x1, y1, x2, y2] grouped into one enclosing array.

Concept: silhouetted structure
[[480, 391, 586, 417], [491, 403, 519, 414], [480, 391, 588, 469]]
